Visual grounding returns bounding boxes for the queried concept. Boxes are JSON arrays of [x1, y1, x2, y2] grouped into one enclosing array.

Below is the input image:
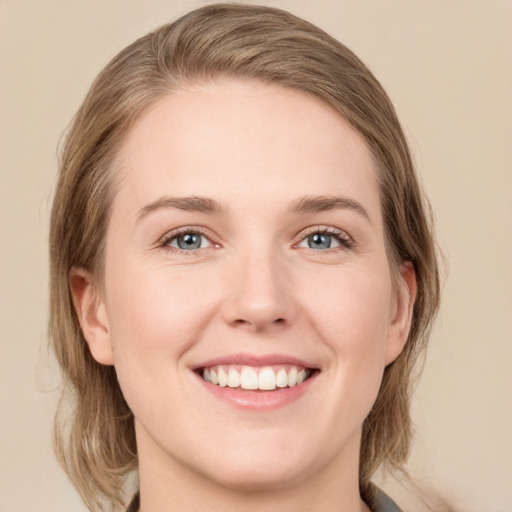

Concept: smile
[[200, 364, 312, 391], [194, 354, 319, 410]]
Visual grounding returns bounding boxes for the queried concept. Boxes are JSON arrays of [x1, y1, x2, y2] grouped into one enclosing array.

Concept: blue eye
[[311, 233, 336, 249], [306, 233, 340, 249], [297, 229, 351, 250], [166, 232, 212, 250]]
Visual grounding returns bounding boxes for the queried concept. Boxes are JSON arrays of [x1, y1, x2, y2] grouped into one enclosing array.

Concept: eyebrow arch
[[136, 194, 370, 224], [288, 195, 371, 224], [136, 196, 227, 221]]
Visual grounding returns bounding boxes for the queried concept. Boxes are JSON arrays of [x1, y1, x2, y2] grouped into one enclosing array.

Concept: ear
[[69, 267, 115, 365], [385, 261, 417, 365]]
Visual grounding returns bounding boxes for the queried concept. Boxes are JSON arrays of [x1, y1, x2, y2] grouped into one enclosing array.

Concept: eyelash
[[158, 226, 216, 254], [297, 226, 354, 252], [158, 226, 354, 254]]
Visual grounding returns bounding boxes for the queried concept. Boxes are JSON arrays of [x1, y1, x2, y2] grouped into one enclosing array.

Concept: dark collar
[[373, 488, 404, 512], [126, 492, 140, 512]]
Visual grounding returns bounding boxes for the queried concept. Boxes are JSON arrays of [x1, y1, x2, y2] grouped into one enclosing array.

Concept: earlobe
[[385, 261, 417, 365], [69, 267, 115, 365]]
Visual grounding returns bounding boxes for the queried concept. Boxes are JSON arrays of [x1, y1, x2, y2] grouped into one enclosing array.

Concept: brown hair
[[49, 3, 440, 511]]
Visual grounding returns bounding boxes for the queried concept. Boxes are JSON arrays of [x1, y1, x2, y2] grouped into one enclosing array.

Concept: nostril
[[232, 317, 285, 325]]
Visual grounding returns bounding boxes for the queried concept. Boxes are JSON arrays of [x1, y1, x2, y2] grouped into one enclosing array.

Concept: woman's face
[[75, 80, 414, 493]]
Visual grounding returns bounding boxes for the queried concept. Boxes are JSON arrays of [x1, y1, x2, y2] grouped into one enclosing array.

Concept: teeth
[[201, 364, 311, 390], [218, 368, 227, 387], [227, 368, 240, 388], [276, 368, 288, 388], [258, 367, 276, 390], [287, 367, 297, 387], [240, 367, 259, 390]]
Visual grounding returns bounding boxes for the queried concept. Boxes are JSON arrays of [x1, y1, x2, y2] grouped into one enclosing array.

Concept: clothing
[[125, 487, 403, 512], [126, 493, 139, 512], [374, 487, 404, 512]]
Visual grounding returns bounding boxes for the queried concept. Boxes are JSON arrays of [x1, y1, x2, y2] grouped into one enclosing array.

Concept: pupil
[[178, 233, 201, 250], [309, 233, 331, 249]]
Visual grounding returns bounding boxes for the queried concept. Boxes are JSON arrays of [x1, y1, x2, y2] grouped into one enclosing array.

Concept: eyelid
[[157, 226, 219, 251], [295, 225, 354, 250], [155, 224, 354, 253]]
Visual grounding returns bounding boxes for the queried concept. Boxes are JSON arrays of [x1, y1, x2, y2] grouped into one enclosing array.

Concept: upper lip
[[192, 353, 319, 370]]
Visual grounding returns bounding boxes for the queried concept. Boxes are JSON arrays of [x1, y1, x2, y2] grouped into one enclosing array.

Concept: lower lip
[[194, 372, 318, 410]]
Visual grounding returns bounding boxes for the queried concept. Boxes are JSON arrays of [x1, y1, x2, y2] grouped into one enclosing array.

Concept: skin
[[71, 80, 416, 512]]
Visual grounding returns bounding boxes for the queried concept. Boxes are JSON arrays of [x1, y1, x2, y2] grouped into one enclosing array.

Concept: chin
[[203, 461, 309, 493], [190, 441, 322, 493]]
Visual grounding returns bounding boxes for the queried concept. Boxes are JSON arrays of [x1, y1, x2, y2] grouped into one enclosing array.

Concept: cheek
[[105, 261, 220, 360], [299, 263, 393, 401], [102, 261, 222, 428], [301, 263, 393, 351], [283, 263, 394, 439]]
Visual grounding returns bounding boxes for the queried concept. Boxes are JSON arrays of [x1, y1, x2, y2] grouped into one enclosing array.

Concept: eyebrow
[[136, 194, 370, 224], [288, 195, 371, 223], [136, 196, 227, 221]]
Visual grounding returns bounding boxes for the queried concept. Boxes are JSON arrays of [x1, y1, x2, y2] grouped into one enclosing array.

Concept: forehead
[[115, 79, 381, 222]]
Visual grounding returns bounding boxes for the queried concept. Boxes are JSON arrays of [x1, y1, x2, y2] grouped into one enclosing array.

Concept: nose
[[221, 249, 297, 333]]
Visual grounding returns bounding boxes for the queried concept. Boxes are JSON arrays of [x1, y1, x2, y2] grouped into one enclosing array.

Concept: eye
[[163, 230, 213, 251], [300, 232, 340, 250], [297, 228, 352, 251]]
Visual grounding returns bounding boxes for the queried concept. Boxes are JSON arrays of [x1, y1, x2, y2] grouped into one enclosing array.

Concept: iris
[[308, 233, 333, 249]]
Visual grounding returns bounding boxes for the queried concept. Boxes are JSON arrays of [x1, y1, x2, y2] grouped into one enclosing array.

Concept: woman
[[49, 4, 440, 512]]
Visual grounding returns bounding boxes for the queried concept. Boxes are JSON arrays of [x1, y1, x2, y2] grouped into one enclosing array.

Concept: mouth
[[192, 354, 320, 411], [197, 364, 317, 391]]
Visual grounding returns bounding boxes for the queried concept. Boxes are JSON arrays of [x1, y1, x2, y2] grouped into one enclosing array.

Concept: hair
[[49, 3, 440, 511]]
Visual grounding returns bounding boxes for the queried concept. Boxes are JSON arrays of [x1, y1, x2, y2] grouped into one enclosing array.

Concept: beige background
[[1, 1, 511, 511]]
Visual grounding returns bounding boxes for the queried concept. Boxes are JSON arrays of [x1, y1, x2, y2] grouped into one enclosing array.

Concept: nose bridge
[[222, 241, 294, 330]]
